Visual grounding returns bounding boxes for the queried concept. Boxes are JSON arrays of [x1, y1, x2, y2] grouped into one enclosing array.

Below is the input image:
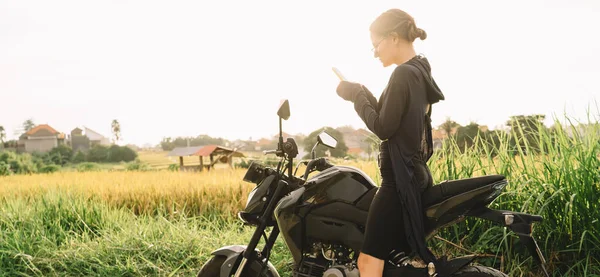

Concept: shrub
[[47, 144, 73, 166], [72, 150, 86, 163], [87, 145, 109, 162], [126, 162, 150, 171], [87, 145, 137, 163], [77, 162, 100, 172], [39, 164, 61, 173], [107, 145, 137, 163], [0, 161, 10, 176]]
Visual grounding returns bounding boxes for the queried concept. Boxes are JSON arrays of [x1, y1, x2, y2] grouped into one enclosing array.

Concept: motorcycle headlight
[[243, 161, 268, 184]]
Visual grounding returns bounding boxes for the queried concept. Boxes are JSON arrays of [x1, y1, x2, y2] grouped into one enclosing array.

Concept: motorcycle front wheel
[[453, 265, 508, 277], [197, 255, 277, 277]]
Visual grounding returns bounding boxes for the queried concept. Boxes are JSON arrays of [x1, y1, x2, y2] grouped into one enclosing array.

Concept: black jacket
[[352, 55, 445, 264]]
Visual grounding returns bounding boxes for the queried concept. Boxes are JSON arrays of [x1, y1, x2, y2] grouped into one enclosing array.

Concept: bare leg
[[357, 251, 385, 277]]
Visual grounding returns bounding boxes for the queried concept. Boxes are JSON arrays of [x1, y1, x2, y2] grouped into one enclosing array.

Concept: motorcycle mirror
[[317, 131, 337, 149], [277, 99, 290, 120]]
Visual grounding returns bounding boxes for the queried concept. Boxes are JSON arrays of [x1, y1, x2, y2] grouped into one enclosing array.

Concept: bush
[[120, 146, 137, 162], [107, 145, 137, 163], [1, 152, 37, 174], [47, 144, 73, 166], [72, 150, 86, 163], [39, 164, 61, 173], [87, 145, 138, 163], [87, 145, 109, 162], [126, 162, 150, 171], [0, 161, 11, 176], [167, 164, 179, 171], [77, 162, 100, 172]]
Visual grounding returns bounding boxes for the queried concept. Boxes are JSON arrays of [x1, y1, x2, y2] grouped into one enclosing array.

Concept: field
[[0, 120, 599, 276]]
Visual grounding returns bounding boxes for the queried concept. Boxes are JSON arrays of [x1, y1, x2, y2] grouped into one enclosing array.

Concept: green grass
[[426, 113, 600, 276], [0, 192, 294, 277], [0, 112, 598, 276]]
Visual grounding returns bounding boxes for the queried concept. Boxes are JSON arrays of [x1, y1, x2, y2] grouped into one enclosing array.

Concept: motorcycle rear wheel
[[197, 255, 277, 277]]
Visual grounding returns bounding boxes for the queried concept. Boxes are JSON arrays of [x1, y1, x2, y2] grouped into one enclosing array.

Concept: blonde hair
[[370, 9, 427, 42]]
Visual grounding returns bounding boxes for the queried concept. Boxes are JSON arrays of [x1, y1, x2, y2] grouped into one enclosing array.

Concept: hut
[[167, 145, 244, 171]]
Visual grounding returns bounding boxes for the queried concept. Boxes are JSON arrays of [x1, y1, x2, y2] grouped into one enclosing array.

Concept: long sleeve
[[360, 85, 379, 109], [353, 67, 412, 140]]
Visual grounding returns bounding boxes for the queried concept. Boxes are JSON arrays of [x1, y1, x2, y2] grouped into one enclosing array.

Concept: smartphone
[[331, 67, 347, 81]]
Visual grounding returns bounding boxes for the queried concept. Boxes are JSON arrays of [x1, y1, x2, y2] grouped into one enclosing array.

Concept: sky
[[1, 0, 599, 146]]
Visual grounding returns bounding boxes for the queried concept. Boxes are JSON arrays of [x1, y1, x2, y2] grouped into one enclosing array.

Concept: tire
[[452, 265, 508, 277], [197, 255, 277, 277], [197, 255, 226, 277]]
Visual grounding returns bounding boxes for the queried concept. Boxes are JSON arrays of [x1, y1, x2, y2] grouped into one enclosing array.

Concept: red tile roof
[[196, 145, 245, 157], [26, 124, 59, 136]]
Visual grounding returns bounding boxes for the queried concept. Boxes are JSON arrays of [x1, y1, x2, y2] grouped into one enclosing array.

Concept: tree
[[46, 144, 74, 166], [111, 120, 121, 144], [439, 117, 460, 137], [455, 122, 482, 151], [159, 135, 230, 151], [0, 125, 5, 148], [302, 127, 348, 159], [506, 114, 547, 155], [22, 119, 35, 132], [87, 144, 109, 162]]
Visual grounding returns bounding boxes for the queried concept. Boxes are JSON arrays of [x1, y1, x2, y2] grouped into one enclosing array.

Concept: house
[[69, 126, 111, 152], [84, 127, 111, 146], [19, 124, 66, 153]]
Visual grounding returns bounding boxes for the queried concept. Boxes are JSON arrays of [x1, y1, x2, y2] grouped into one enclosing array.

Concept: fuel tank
[[274, 166, 379, 264]]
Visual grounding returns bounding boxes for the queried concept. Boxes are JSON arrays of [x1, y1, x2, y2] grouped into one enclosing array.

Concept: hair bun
[[417, 28, 427, 40]]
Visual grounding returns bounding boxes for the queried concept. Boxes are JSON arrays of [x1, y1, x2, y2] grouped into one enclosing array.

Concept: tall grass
[[428, 115, 600, 276], [0, 114, 598, 276], [0, 170, 252, 219], [0, 191, 296, 276]]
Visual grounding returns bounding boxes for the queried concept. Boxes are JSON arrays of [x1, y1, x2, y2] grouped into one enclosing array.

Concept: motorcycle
[[197, 100, 550, 277]]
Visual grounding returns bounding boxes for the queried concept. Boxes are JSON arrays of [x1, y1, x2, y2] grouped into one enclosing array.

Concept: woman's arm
[[353, 66, 412, 140], [359, 85, 379, 110]]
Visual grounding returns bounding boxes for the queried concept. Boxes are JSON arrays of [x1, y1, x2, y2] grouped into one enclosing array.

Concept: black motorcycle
[[197, 100, 550, 277]]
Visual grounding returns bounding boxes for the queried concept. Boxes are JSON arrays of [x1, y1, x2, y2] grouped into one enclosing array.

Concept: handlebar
[[302, 158, 333, 180], [263, 149, 283, 156]]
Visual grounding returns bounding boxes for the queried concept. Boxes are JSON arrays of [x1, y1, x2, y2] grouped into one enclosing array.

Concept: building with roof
[[18, 124, 66, 153], [167, 144, 245, 171], [69, 126, 111, 152]]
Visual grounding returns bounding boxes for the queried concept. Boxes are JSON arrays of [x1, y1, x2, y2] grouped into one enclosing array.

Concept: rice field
[[0, 117, 598, 276]]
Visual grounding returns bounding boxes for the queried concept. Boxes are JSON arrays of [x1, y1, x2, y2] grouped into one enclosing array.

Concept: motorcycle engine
[[322, 266, 359, 277]]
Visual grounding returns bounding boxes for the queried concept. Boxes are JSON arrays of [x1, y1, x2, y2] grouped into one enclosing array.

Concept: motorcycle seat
[[422, 175, 505, 207]]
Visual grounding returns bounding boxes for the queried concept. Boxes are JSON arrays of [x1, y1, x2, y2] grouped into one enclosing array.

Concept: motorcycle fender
[[211, 245, 280, 277], [436, 255, 478, 276]]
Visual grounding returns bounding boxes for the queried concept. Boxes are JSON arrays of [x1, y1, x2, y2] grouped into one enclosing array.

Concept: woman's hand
[[336, 81, 363, 102]]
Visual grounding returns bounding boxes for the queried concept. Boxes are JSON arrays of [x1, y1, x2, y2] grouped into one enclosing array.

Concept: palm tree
[[0, 125, 5, 148], [111, 120, 121, 144], [439, 117, 460, 137]]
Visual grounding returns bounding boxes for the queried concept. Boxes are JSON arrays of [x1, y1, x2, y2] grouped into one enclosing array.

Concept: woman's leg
[[357, 252, 384, 277]]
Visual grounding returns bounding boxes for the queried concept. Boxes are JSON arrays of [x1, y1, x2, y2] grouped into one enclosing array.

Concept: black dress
[[353, 55, 444, 263]]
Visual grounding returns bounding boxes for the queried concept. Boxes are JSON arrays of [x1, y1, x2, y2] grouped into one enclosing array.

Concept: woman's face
[[371, 32, 394, 67]]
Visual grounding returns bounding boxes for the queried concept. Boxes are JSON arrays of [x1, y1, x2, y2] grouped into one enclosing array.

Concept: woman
[[335, 8, 445, 276]]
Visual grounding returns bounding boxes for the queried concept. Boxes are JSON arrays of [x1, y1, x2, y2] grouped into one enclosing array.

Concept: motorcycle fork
[[234, 180, 286, 277], [468, 207, 550, 277]]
